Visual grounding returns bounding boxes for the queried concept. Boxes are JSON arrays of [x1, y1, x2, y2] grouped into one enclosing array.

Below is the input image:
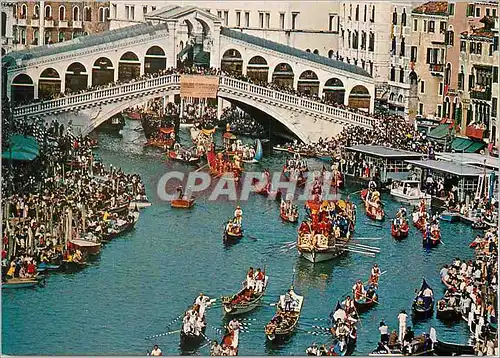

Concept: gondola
[[180, 325, 206, 347], [242, 139, 263, 164], [212, 328, 240, 356], [353, 284, 378, 313], [436, 299, 461, 321], [280, 206, 299, 223], [422, 229, 440, 247], [171, 197, 196, 209], [223, 221, 244, 243], [222, 275, 269, 316], [102, 215, 139, 242], [471, 221, 488, 230], [61, 259, 87, 272], [391, 221, 409, 240], [168, 150, 201, 164], [361, 189, 385, 221], [433, 339, 474, 356], [265, 287, 304, 341], [412, 279, 434, 318]]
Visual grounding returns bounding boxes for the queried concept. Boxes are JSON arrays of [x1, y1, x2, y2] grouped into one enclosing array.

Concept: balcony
[[429, 63, 444, 75], [16, 18, 27, 26], [466, 125, 487, 139], [72, 20, 82, 29], [58, 20, 68, 28], [470, 89, 492, 101], [44, 19, 54, 28], [31, 18, 40, 27]]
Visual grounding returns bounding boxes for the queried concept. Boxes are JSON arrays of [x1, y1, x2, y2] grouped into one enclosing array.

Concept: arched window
[[73, 7, 79, 21], [84, 6, 91, 21], [313, 49, 319, 55], [400, 37, 405, 56], [20, 28, 26, 44], [399, 67, 404, 83], [33, 5, 39, 18], [328, 49, 334, 58], [393, 8, 397, 25], [369, 31, 375, 51], [1, 12, 6, 37], [446, 30, 454, 46], [371, 5, 375, 22], [20, 4, 27, 18], [98, 7, 104, 22], [390, 66, 395, 81], [44, 30, 51, 44], [402, 9, 407, 26], [58, 31, 65, 42], [306, 49, 311, 52], [59, 6, 65, 21], [349, 4, 352, 18], [45, 5, 52, 19], [32, 29, 39, 45], [364, 5, 367, 22], [105, 7, 110, 20]]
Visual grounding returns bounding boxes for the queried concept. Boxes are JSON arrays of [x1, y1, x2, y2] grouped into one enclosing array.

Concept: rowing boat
[[391, 220, 409, 240], [222, 276, 269, 316], [223, 221, 244, 243], [265, 287, 304, 341], [171, 197, 195, 209], [2, 277, 42, 289], [412, 279, 434, 318]]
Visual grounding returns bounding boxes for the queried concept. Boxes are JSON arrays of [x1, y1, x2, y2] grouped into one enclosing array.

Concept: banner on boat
[[180, 75, 219, 99]]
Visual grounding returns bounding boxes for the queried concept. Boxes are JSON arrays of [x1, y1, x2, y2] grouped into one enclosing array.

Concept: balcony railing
[[429, 63, 444, 73], [72, 20, 82, 29], [470, 89, 492, 101], [58, 20, 68, 28], [44, 19, 54, 28], [31, 18, 40, 27], [16, 18, 27, 26]]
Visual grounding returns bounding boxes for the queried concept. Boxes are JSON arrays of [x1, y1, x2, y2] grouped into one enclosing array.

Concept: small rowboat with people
[[2, 275, 44, 289], [280, 198, 299, 223], [102, 212, 140, 242], [62, 258, 87, 272], [353, 282, 378, 313], [242, 139, 263, 164], [265, 287, 304, 341], [168, 147, 201, 165], [210, 323, 240, 356], [221, 269, 269, 316], [391, 209, 409, 240], [436, 297, 461, 321], [433, 339, 474, 356], [361, 188, 385, 221], [412, 279, 434, 318], [329, 301, 358, 355], [422, 224, 441, 248], [171, 197, 195, 209], [180, 294, 214, 348], [223, 208, 244, 243], [369, 328, 436, 356]]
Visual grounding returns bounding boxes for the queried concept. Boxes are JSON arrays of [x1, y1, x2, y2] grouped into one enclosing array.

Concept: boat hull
[[2, 279, 40, 289], [223, 300, 260, 316], [390, 192, 432, 207], [171, 198, 195, 208], [128, 201, 151, 209], [70, 240, 101, 256], [224, 232, 243, 243], [37, 263, 61, 272], [439, 212, 460, 222], [62, 260, 87, 272], [433, 340, 474, 356], [299, 249, 344, 263], [391, 223, 409, 240]]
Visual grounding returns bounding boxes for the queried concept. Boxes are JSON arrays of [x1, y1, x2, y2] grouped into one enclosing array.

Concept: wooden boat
[[180, 325, 206, 347], [265, 287, 304, 341], [439, 211, 460, 222], [108, 202, 130, 215], [361, 189, 385, 221], [433, 340, 474, 356], [242, 139, 263, 164], [436, 299, 461, 321], [102, 215, 139, 242], [222, 275, 269, 316], [171, 197, 195, 209], [389, 180, 432, 206], [412, 279, 434, 318], [122, 109, 141, 121], [422, 228, 440, 247], [62, 259, 87, 272], [147, 127, 176, 149], [70, 238, 101, 255], [471, 220, 488, 230], [391, 221, 409, 240], [212, 328, 239, 356], [223, 221, 244, 243], [369, 328, 436, 356], [168, 150, 201, 164], [353, 284, 378, 313], [2, 277, 42, 289], [207, 150, 242, 182], [280, 206, 299, 223], [128, 199, 152, 209], [36, 262, 61, 272]]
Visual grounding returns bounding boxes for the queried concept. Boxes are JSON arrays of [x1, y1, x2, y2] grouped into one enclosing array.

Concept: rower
[[228, 318, 241, 332], [150, 345, 162, 356], [343, 295, 355, 315], [254, 268, 265, 293], [234, 206, 243, 225], [246, 267, 255, 290], [284, 289, 294, 311], [370, 264, 381, 286]]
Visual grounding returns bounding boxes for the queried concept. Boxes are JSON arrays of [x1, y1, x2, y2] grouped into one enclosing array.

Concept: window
[[291, 12, 298, 30], [73, 6, 79, 21], [439, 21, 446, 33], [413, 19, 418, 31], [84, 6, 91, 21], [259, 12, 264, 28], [492, 98, 497, 118], [349, 4, 352, 18], [391, 37, 396, 53], [152, 6, 156, 11], [390, 66, 396, 81], [45, 5, 52, 18], [280, 13, 285, 29], [20, 4, 27, 18], [130, 6, 135, 20], [44, 30, 50, 44], [371, 5, 375, 22], [393, 9, 397, 25], [112, 4, 117, 19], [244, 12, 250, 27], [460, 40, 466, 52], [236, 11, 241, 27], [364, 5, 367, 22], [361, 31, 366, 49], [58, 31, 65, 42], [437, 105, 442, 118], [217, 10, 222, 19], [399, 67, 404, 83], [353, 30, 358, 49], [470, 42, 475, 53], [490, 43, 494, 56], [428, 20, 435, 33], [355, 5, 359, 21], [424, 20, 427, 32], [468, 74, 475, 90], [265, 12, 270, 28], [32, 29, 38, 45], [448, 3, 455, 15], [329, 14, 335, 31], [411, 46, 417, 62], [34, 5, 39, 18], [143, 6, 147, 15], [446, 30, 454, 46], [493, 9, 497, 18], [105, 7, 110, 20], [419, 103, 424, 115], [486, 8, 490, 17], [224, 11, 228, 26], [369, 61, 373, 75], [369, 31, 374, 51], [477, 42, 482, 55], [458, 71, 464, 90], [475, 7, 480, 17], [420, 81, 425, 93], [467, 4, 474, 16], [402, 9, 407, 26], [439, 82, 443, 95], [20, 28, 26, 44], [493, 67, 498, 83], [59, 5, 65, 20], [99, 7, 105, 22], [400, 37, 405, 56]]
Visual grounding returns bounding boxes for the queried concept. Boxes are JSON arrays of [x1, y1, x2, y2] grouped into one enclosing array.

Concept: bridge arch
[[11, 73, 34, 104], [38, 68, 61, 100], [118, 51, 141, 82], [348, 85, 371, 111], [272, 63, 294, 87], [246, 55, 268, 83], [145, 46, 167, 75], [92, 57, 114, 86], [298, 70, 319, 96], [323, 77, 345, 105], [221, 49, 243, 75], [66, 62, 88, 93]]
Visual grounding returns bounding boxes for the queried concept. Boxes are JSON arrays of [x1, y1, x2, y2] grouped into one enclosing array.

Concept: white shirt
[[397, 313, 407, 325], [151, 348, 162, 356], [379, 325, 388, 335]]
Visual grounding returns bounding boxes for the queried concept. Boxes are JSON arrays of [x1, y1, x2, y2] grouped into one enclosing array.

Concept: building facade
[[4, 1, 110, 53]]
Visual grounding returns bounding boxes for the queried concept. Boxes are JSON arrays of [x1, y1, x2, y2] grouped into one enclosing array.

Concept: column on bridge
[[217, 97, 223, 120], [166, 20, 177, 69], [180, 98, 185, 118]]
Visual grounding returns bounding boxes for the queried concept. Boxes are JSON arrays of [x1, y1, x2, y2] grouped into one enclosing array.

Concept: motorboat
[[390, 180, 431, 206]]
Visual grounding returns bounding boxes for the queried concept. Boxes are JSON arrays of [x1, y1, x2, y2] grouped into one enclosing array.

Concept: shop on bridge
[[118, 52, 141, 82], [323, 77, 345, 105], [221, 49, 243, 75], [38, 68, 61, 100], [92, 57, 114, 87], [65, 62, 88, 93], [297, 70, 320, 96], [272, 63, 294, 88], [145, 46, 167, 75], [246, 56, 269, 83], [11, 74, 35, 104], [348, 85, 371, 111]]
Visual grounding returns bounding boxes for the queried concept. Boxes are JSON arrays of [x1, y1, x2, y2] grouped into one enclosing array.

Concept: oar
[[165, 313, 184, 329], [344, 248, 375, 257], [299, 322, 331, 331], [145, 329, 181, 340], [353, 237, 382, 241], [195, 163, 209, 173]]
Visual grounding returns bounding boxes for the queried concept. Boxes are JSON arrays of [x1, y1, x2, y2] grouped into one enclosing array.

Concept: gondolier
[[150, 345, 162, 356], [234, 206, 243, 225], [254, 268, 265, 293], [246, 267, 255, 289], [370, 264, 381, 286], [397, 310, 407, 342]]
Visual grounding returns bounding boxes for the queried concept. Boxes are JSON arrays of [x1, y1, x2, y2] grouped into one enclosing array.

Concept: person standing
[[379, 321, 389, 343], [397, 310, 408, 342]]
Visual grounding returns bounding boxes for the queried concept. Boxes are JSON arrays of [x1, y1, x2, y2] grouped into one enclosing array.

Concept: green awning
[[2, 135, 40, 161], [428, 124, 450, 139], [451, 137, 486, 153], [194, 51, 210, 66], [177, 44, 193, 59]]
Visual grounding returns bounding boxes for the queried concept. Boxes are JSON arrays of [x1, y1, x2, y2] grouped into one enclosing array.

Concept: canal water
[[2, 121, 475, 355]]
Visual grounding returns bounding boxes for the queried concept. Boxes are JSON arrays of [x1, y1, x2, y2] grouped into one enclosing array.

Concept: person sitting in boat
[[254, 268, 265, 293], [370, 264, 381, 286], [234, 206, 243, 225], [422, 286, 433, 306], [73, 249, 83, 263], [353, 280, 365, 301], [150, 345, 162, 356], [210, 341, 223, 356], [246, 267, 255, 290]]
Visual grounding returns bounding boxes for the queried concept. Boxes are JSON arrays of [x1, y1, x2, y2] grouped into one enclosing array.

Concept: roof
[[345, 145, 425, 159], [451, 137, 486, 153], [428, 123, 451, 140], [412, 1, 449, 16], [146, 5, 221, 23], [436, 152, 499, 170], [2, 135, 40, 161], [221, 28, 372, 78], [2, 22, 169, 67], [405, 160, 486, 177]]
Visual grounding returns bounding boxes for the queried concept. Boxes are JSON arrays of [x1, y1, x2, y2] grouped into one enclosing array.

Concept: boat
[[369, 328, 436, 356], [471, 220, 488, 230], [242, 139, 263, 164], [280, 205, 299, 223], [171, 197, 196, 209], [108, 202, 130, 215], [433, 340, 474, 356], [389, 180, 432, 206], [62, 259, 87, 272], [439, 211, 460, 222], [391, 220, 409, 240], [2, 277, 43, 289], [128, 198, 152, 209], [122, 109, 142, 121], [102, 214, 139, 242], [147, 126, 176, 149], [329, 301, 358, 355], [69, 238, 101, 256], [422, 227, 441, 247], [207, 150, 242, 182], [223, 220, 244, 243], [412, 279, 434, 318], [283, 168, 307, 187], [36, 262, 61, 272], [361, 189, 385, 221], [353, 283, 378, 313], [265, 287, 304, 341], [222, 275, 269, 316], [212, 327, 240, 356], [180, 324, 206, 347], [436, 298, 461, 321], [168, 149, 201, 164]]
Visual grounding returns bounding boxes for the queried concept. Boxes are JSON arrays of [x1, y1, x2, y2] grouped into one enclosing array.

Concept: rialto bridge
[[3, 6, 376, 142]]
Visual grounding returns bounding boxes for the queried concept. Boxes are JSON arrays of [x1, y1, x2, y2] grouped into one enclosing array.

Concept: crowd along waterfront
[[2, 123, 492, 356]]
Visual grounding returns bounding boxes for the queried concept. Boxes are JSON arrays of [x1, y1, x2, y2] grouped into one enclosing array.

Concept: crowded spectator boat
[[389, 180, 431, 207], [265, 287, 304, 341], [69, 237, 102, 256], [147, 127, 176, 150], [221, 267, 269, 316], [210, 319, 241, 356], [361, 187, 385, 221], [180, 294, 214, 347], [207, 149, 242, 182], [101, 211, 140, 242], [329, 300, 358, 355], [391, 208, 409, 240], [412, 279, 434, 318], [436, 291, 461, 321], [297, 199, 355, 263], [368, 328, 436, 356]]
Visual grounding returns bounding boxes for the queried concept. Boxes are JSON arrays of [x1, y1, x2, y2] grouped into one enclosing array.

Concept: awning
[[177, 44, 193, 59], [451, 137, 486, 153], [2, 135, 40, 161], [428, 123, 450, 139], [194, 51, 210, 66]]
